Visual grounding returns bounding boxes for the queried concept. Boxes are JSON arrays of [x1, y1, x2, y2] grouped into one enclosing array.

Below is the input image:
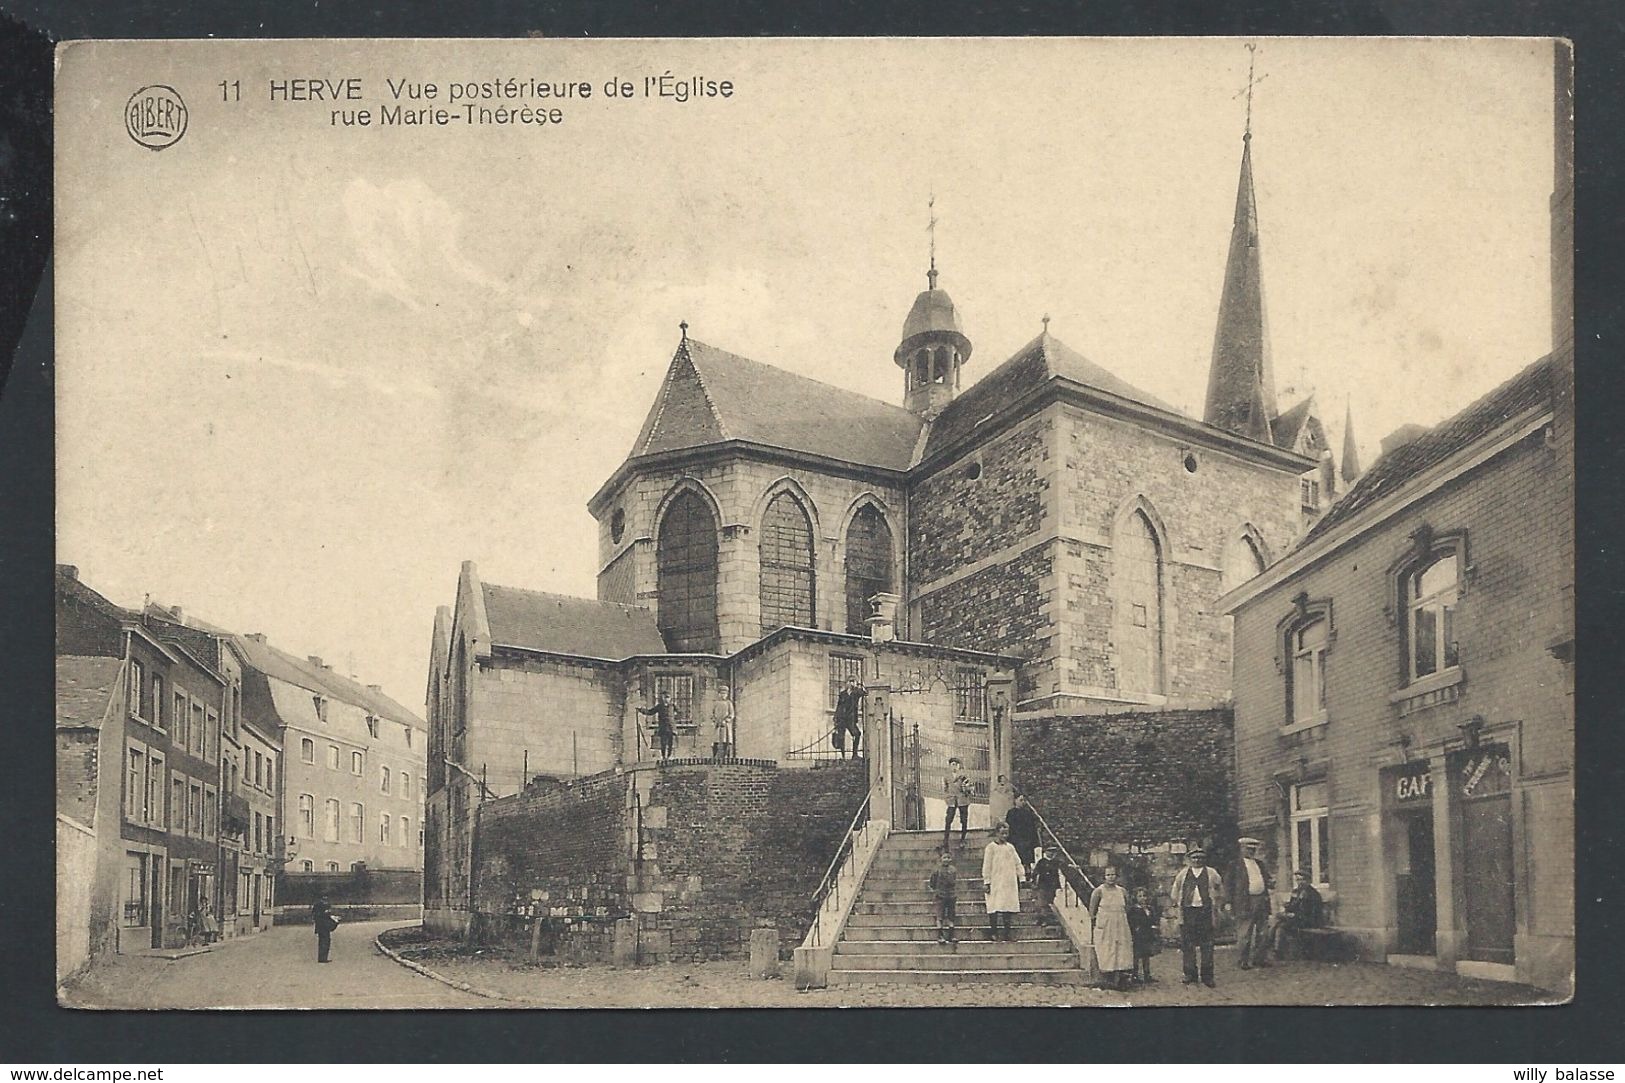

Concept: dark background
[[2, 0, 1621, 1064]]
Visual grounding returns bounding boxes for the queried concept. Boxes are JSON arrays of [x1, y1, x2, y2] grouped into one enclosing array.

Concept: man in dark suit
[[1170, 848, 1223, 987], [833, 677, 865, 758], [312, 896, 340, 963], [1225, 836, 1274, 969]]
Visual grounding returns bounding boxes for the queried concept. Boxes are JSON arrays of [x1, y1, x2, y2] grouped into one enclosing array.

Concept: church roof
[[922, 331, 1178, 462], [1203, 138, 1279, 443], [630, 338, 923, 473], [1271, 397, 1328, 455], [1299, 354, 1557, 548], [481, 583, 668, 660]]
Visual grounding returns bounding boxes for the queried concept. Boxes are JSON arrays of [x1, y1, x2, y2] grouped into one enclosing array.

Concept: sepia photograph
[[51, 36, 1573, 1010]]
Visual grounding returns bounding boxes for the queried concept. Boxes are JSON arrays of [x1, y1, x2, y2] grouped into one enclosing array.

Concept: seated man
[[1270, 869, 1325, 960]]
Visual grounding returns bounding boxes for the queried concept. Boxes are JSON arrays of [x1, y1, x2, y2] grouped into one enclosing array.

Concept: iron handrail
[[1028, 802, 1098, 898], [806, 792, 871, 947]]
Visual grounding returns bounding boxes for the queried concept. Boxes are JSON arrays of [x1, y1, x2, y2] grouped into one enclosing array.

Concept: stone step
[[826, 967, 1091, 987], [835, 938, 1074, 956], [848, 901, 1051, 919], [841, 923, 1063, 942], [882, 831, 995, 850], [828, 950, 1079, 971], [857, 888, 1044, 904]]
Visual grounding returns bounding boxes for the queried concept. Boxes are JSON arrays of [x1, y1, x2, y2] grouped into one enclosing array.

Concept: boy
[[942, 757, 972, 847], [1032, 845, 1062, 926], [1128, 885, 1161, 984], [927, 850, 958, 945]]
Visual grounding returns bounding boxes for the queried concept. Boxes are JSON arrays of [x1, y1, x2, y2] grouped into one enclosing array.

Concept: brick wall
[[1011, 708, 1236, 865], [467, 760, 866, 963], [57, 729, 100, 823]]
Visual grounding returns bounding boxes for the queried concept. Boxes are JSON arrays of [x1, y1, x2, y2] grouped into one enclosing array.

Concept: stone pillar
[[867, 685, 894, 824], [866, 592, 901, 643], [749, 924, 781, 978], [612, 917, 637, 966], [1430, 755, 1461, 969], [987, 678, 1015, 822]]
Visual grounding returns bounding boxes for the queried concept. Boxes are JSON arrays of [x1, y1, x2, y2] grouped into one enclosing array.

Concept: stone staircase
[[827, 828, 1090, 986]]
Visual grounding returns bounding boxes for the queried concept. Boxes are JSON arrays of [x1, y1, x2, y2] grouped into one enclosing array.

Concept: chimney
[[865, 592, 901, 644], [58, 564, 78, 580], [169, 606, 184, 623], [246, 632, 267, 643], [308, 655, 324, 668], [367, 684, 382, 693], [1380, 423, 1430, 457]]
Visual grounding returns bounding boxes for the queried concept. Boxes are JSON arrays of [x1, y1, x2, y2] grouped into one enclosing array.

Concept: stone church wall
[[1010, 706, 1237, 874], [465, 760, 866, 963], [466, 653, 627, 788], [916, 543, 1056, 702]]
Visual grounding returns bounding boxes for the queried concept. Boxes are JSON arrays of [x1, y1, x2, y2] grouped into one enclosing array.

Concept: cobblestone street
[[60, 921, 490, 1010], [380, 927, 1554, 1008]]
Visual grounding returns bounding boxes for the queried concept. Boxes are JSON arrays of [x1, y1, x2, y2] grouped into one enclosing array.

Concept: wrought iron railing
[[783, 725, 865, 763], [806, 793, 871, 948]]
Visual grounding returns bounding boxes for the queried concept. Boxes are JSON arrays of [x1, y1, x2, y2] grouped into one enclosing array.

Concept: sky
[[54, 38, 1561, 709]]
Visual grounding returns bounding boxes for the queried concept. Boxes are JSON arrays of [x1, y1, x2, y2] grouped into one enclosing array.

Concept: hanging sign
[[1394, 764, 1432, 804]]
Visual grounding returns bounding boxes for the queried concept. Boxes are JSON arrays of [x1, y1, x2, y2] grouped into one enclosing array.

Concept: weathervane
[[1233, 42, 1270, 140], [926, 192, 938, 290]]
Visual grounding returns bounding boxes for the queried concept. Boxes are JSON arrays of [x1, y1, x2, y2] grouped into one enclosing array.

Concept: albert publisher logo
[[125, 85, 188, 150]]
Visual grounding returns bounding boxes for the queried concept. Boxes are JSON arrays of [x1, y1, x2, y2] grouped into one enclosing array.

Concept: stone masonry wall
[[57, 729, 100, 824], [1011, 708, 1237, 870], [917, 544, 1055, 701], [467, 654, 625, 789]]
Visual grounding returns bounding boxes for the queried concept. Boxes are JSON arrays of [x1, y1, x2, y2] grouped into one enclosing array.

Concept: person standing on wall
[[1170, 847, 1223, 988], [943, 756, 972, 849], [636, 690, 676, 761], [711, 683, 735, 760], [833, 677, 865, 759], [1225, 836, 1274, 970], [1004, 793, 1040, 880], [312, 895, 340, 963], [981, 822, 1023, 942]]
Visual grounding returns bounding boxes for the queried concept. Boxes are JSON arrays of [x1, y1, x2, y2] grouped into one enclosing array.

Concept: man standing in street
[[312, 896, 340, 963], [1225, 836, 1274, 969], [833, 677, 865, 759], [1170, 847, 1223, 987], [637, 690, 676, 760]]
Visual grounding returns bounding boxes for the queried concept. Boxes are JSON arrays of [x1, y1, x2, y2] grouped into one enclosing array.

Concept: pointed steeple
[[1340, 398, 1362, 486], [1202, 134, 1278, 444]]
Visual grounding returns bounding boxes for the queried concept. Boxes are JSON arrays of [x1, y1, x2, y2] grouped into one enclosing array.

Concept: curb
[[373, 929, 510, 1002]]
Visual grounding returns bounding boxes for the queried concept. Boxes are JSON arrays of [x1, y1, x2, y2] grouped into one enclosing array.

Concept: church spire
[[1202, 117, 1278, 443], [1340, 398, 1362, 486]]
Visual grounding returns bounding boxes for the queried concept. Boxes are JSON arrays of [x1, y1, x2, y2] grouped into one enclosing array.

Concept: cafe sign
[[1458, 746, 1512, 798], [1394, 763, 1432, 804]]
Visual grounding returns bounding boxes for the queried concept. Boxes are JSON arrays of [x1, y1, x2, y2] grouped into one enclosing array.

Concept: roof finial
[[679, 320, 688, 341], [1041, 314, 1050, 334], [1235, 42, 1269, 142], [926, 192, 938, 290]]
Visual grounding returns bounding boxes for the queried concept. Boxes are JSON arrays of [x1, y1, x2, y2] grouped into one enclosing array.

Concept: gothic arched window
[[1222, 532, 1267, 591], [760, 492, 816, 633], [845, 505, 894, 634], [657, 490, 719, 653], [1113, 508, 1165, 695]]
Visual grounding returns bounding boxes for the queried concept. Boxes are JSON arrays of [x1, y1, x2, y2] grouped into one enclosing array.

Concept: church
[[423, 132, 1356, 933]]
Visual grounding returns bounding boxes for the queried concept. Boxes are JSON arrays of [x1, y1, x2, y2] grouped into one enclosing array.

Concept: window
[[174, 691, 188, 746], [189, 782, 204, 838], [126, 746, 147, 822], [845, 504, 894, 634], [1290, 781, 1331, 886], [301, 860, 314, 873], [349, 802, 365, 844], [366, 715, 379, 739], [147, 753, 164, 828], [379, 810, 391, 845], [323, 798, 340, 843], [404, 726, 413, 749], [399, 816, 410, 847], [327, 744, 340, 770], [380, 766, 391, 795], [123, 853, 149, 928], [351, 751, 364, 775], [151, 675, 164, 729], [760, 491, 816, 633], [653, 674, 695, 729], [1300, 476, 1321, 511], [205, 708, 219, 762], [231, 686, 241, 737], [191, 701, 205, 757], [254, 749, 265, 787], [656, 489, 720, 652], [1288, 618, 1329, 726], [300, 738, 315, 764], [172, 774, 187, 833], [953, 668, 986, 722], [1112, 506, 1165, 695], [129, 660, 147, 721], [418, 824, 425, 848], [402, 773, 412, 800], [1406, 551, 1461, 682], [313, 695, 328, 723], [253, 811, 262, 854], [297, 794, 314, 839], [326, 861, 340, 873], [266, 816, 274, 851], [238, 869, 253, 915], [204, 784, 217, 838]]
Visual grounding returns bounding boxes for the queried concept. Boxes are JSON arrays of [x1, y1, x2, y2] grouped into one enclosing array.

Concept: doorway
[[1461, 791, 1516, 963], [1394, 808, 1437, 955]]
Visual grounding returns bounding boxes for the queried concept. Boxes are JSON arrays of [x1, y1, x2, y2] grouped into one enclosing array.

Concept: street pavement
[[60, 921, 489, 1010]]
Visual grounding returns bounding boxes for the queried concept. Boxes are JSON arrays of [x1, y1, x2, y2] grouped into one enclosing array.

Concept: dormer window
[[312, 695, 328, 724], [366, 715, 380, 739]]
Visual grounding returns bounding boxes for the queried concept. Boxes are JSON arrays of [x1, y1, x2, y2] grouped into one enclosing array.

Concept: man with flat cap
[[1170, 847, 1223, 987], [1225, 836, 1274, 970]]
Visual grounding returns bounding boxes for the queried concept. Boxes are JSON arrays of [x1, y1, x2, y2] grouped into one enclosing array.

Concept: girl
[[1089, 866, 1135, 991]]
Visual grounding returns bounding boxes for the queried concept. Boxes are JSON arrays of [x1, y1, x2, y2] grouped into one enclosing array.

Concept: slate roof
[[482, 583, 669, 660], [1300, 354, 1557, 547], [922, 331, 1179, 462], [57, 656, 123, 730], [631, 338, 923, 472], [1271, 398, 1316, 451], [1202, 138, 1279, 443], [228, 631, 424, 726]]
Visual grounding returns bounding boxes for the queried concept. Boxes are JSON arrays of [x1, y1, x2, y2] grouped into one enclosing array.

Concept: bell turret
[[895, 267, 972, 418]]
